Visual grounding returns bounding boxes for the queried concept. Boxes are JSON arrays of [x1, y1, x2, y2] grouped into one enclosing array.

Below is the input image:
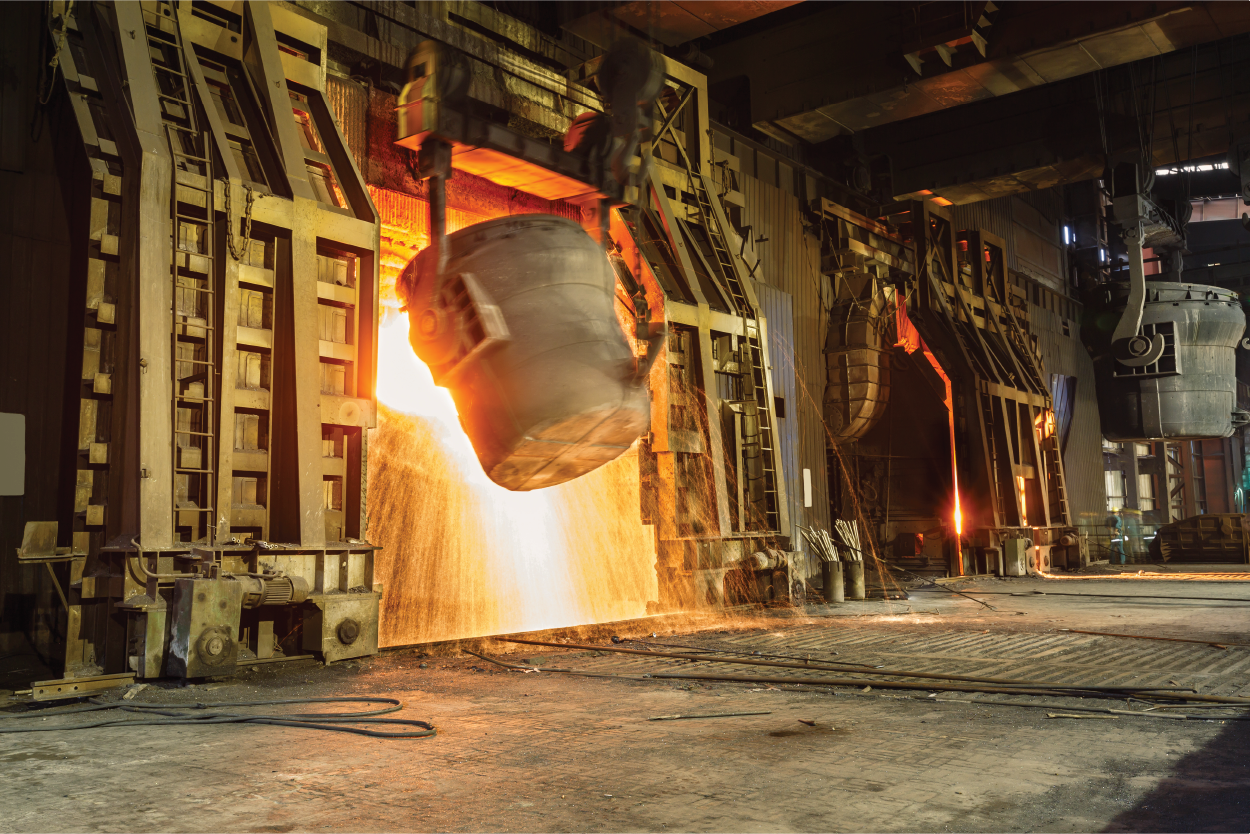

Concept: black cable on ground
[[974, 590, 1250, 603], [469, 649, 1250, 721], [499, 637, 1196, 693], [617, 638, 886, 668], [0, 696, 436, 739], [884, 565, 998, 610], [468, 647, 1211, 702]]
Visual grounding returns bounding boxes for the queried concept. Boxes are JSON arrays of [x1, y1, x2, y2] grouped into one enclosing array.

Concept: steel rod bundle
[[833, 519, 864, 562], [801, 526, 840, 563]]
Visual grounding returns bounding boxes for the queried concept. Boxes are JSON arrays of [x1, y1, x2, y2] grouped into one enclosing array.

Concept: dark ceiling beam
[[560, 1, 804, 50], [843, 34, 1250, 204], [704, 1, 1250, 146]]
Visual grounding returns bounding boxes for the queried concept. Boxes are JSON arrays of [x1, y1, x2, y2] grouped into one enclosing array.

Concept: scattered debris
[[121, 683, 149, 701]]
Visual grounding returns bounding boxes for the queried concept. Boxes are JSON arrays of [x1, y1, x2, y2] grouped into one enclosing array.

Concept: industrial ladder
[[1042, 433, 1071, 526], [144, 3, 217, 543], [658, 102, 781, 531]]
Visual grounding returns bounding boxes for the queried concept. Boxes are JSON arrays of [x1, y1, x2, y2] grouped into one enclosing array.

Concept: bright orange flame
[[1017, 475, 1027, 524], [1034, 408, 1055, 441], [953, 489, 963, 537]]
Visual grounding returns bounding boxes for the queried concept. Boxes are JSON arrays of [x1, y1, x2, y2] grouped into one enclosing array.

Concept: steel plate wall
[[755, 282, 802, 562], [734, 163, 833, 581], [1029, 300, 1108, 532]]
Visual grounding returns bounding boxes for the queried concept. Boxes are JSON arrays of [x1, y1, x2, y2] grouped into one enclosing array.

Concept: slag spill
[[369, 315, 658, 646]]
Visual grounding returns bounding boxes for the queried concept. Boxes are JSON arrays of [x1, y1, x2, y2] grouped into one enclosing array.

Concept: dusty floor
[[2, 572, 1250, 833]]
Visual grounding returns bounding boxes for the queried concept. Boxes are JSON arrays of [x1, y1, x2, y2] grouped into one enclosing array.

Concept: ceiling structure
[[543, 1, 1250, 205]]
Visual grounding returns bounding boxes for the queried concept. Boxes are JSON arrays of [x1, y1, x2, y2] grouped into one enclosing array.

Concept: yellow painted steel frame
[[611, 56, 792, 611]]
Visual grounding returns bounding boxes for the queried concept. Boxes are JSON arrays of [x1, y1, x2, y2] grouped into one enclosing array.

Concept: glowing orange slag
[[367, 186, 657, 646]]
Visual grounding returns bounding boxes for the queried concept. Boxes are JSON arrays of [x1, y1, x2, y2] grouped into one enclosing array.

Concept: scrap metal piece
[[31, 673, 135, 702]]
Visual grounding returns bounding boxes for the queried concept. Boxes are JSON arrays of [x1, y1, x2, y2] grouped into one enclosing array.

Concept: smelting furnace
[[11, 0, 1250, 695], [5, 2, 799, 697]]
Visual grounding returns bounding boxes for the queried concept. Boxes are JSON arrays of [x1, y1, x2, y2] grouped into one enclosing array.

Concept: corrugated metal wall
[[755, 282, 803, 557], [733, 161, 833, 581], [954, 191, 1067, 293], [326, 74, 369, 175]]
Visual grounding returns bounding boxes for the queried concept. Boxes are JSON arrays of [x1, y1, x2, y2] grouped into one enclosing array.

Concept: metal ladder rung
[[174, 181, 213, 194], [171, 151, 210, 165]]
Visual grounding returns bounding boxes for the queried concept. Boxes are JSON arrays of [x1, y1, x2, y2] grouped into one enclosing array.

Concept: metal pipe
[[822, 561, 844, 603], [430, 172, 447, 278], [641, 671, 1192, 700], [498, 638, 1194, 692], [844, 562, 866, 600], [1059, 628, 1238, 649], [127, 538, 196, 581]]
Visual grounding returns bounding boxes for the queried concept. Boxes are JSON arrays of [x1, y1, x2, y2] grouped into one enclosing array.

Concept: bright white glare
[[1156, 162, 1229, 176], [1063, 225, 1072, 245], [1099, 248, 1107, 263]]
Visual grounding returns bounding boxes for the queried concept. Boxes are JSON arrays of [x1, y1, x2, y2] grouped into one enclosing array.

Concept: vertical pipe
[[821, 561, 844, 603], [430, 172, 447, 278], [845, 561, 865, 600]]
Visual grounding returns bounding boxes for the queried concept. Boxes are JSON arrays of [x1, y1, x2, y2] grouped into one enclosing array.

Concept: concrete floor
[[2, 572, 1249, 833]]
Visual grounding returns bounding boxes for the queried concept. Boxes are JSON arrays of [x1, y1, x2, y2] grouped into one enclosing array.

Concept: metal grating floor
[[538, 624, 1250, 697]]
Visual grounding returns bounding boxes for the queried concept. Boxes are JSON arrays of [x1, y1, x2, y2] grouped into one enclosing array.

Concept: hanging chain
[[224, 180, 256, 261]]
